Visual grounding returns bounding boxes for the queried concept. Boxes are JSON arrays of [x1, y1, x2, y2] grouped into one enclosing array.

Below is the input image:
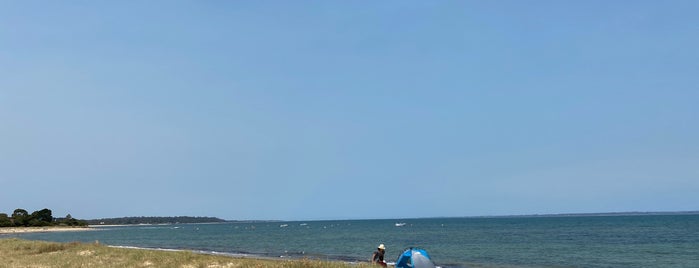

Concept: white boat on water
[[280, 224, 289, 228], [395, 222, 406, 227]]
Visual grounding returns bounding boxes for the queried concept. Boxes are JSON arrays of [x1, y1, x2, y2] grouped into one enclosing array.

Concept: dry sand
[[0, 226, 93, 234]]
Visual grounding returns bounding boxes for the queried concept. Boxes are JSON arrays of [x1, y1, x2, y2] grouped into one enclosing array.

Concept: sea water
[[6, 214, 699, 267]]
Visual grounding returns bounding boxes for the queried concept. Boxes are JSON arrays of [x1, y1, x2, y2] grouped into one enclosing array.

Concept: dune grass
[[0, 238, 374, 268]]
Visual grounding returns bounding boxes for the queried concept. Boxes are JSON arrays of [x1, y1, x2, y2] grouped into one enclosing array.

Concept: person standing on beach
[[371, 244, 387, 267]]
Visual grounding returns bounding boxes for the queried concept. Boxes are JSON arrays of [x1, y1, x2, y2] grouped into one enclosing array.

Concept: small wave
[[108, 245, 184, 252]]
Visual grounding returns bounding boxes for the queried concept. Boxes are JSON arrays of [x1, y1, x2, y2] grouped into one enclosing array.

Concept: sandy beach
[[0, 226, 93, 234], [0, 238, 367, 268]]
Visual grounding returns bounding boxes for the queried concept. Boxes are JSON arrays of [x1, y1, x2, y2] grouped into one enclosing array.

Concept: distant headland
[[86, 216, 226, 225], [1, 208, 227, 228]]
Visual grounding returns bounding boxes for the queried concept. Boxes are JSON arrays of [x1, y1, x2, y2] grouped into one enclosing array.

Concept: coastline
[[0, 238, 371, 268], [0, 226, 93, 234]]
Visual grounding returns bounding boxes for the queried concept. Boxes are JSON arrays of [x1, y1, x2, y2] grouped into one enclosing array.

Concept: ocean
[[6, 214, 699, 267]]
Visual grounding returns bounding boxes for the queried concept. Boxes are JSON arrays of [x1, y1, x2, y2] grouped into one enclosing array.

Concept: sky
[[1, 1, 697, 221]]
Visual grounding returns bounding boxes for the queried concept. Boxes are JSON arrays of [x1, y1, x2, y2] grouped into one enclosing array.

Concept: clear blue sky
[[1, 1, 697, 221]]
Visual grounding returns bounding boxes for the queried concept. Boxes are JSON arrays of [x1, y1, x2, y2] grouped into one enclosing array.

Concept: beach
[[0, 238, 370, 268], [10, 215, 699, 267], [0, 226, 93, 234]]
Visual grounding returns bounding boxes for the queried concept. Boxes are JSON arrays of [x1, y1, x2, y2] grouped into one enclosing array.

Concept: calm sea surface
[[5, 215, 699, 267]]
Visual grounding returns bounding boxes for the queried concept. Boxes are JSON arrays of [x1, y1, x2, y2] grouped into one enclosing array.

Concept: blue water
[[5, 215, 699, 267]]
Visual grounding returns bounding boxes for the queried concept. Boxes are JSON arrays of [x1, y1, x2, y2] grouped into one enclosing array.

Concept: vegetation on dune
[[0, 238, 374, 268], [0, 208, 87, 228]]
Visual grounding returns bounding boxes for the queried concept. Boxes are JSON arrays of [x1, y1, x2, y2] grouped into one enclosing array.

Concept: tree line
[[86, 216, 226, 225], [0, 208, 88, 227]]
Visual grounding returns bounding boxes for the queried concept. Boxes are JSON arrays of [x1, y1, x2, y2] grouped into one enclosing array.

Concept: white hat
[[378, 244, 385, 250]]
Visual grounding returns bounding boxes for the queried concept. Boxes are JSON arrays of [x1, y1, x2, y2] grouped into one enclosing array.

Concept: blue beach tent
[[395, 247, 436, 268]]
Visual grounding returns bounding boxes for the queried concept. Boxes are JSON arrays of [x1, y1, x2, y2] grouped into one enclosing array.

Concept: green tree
[[31, 208, 54, 226], [0, 213, 13, 227], [56, 213, 87, 226], [12, 209, 30, 227]]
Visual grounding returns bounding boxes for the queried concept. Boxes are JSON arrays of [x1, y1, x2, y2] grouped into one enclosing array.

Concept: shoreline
[[0, 225, 367, 264], [0, 227, 372, 265], [0, 238, 373, 268], [107, 243, 373, 264], [0, 226, 93, 234]]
